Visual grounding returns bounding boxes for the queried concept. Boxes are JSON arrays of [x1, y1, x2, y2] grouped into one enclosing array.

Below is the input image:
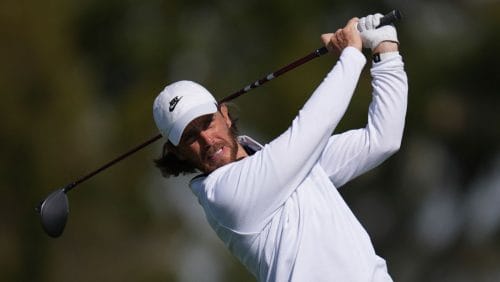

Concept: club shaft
[[62, 48, 326, 193], [62, 48, 331, 193], [63, 134, 162, 192], [218, 47, 328, 104]]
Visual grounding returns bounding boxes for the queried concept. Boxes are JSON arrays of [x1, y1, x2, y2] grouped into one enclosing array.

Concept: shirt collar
[[237, 135, 263, 156]]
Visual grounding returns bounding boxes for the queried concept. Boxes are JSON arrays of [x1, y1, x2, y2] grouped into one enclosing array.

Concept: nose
[[198, 130, 214, 147]]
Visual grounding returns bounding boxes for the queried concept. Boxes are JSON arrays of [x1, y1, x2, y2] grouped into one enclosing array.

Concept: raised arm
[[318, 14, 408, 187]]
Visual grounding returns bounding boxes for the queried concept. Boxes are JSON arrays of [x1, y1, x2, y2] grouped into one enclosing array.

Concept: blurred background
[[1, 0, 499, 281]]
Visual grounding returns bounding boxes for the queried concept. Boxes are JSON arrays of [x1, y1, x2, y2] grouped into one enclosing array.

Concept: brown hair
[[154, 104, 239, 178]]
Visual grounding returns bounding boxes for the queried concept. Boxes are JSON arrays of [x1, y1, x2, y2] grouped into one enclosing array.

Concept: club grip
[[376, 9, 402, 28]]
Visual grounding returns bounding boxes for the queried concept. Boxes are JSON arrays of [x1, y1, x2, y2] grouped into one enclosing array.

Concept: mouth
[[206, 146, 224, 162]]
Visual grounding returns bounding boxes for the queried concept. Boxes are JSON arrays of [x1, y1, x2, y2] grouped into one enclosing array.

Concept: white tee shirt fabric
[[189, 47, 408, 282]]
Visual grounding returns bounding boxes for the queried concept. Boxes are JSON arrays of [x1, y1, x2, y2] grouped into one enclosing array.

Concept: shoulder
[[189, 173, 207, 195]]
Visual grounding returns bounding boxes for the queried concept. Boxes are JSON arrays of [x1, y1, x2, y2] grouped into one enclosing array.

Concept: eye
[[181, 130, 197, 145], [203, 116, 214, 130], [186, 134, 197, 144]]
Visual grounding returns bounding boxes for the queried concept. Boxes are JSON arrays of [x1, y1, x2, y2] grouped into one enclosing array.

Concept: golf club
[[36, 9, 402, 238]]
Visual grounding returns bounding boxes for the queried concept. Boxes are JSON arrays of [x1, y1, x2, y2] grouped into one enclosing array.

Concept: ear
[[219, 104, 232, 128]]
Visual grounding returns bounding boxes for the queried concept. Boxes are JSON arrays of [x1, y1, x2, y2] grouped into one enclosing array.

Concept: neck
[[236, 143, 249, 160]]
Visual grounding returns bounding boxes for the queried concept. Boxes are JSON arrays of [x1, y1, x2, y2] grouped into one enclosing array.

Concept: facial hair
[[198, 134, 239, 174]]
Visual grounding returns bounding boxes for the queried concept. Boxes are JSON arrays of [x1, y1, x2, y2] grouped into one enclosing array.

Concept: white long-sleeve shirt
[[190, 47, 408, 281]]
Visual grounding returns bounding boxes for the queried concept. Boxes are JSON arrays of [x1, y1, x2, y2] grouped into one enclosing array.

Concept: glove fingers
[[358, 17, 367, 32], [359, 13, 399, 51], [366, 15, 375, 29], [373, 13, 383, 27]]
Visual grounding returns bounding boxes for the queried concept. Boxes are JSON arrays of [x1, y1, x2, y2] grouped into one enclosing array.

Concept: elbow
[[386, 139, 402, 155], [373, 136, 402, 159], [364, 125, 405, 164]]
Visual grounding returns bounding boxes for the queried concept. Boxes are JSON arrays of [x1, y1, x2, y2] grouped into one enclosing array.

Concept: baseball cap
[[153, 80, 218, 146]]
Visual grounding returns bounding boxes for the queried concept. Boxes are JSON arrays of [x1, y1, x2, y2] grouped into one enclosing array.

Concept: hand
[[321, 17, 362, 54], [358, 13, 399, 52]]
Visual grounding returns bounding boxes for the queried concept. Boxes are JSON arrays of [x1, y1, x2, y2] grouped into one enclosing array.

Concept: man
[[153, 14, 407, 282]]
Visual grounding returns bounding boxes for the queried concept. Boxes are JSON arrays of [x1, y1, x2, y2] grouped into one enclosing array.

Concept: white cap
[[153, 81, 218, 146]]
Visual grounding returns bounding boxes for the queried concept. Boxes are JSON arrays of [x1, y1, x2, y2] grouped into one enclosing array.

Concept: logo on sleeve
[[169, 96, 182, 112]]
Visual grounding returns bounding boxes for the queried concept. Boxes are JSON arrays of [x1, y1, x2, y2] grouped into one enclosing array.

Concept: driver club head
[[36, 189, 69, 238]]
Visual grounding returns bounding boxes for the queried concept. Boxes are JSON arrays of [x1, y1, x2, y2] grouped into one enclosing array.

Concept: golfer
[[153, 14, 407, 282]]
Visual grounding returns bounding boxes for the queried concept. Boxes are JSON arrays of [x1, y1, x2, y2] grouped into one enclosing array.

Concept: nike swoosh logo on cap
[[169, 96, 182, 112]]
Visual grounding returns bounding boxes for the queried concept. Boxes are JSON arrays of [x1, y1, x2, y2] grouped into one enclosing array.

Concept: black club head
[[36, 189, 69, 238]]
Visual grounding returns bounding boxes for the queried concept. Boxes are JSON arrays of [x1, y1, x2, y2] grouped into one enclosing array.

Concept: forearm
[[367, 51, 407, 151]]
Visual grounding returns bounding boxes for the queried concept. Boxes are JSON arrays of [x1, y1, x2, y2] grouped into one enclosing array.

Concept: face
[[173, 105, 246, 174]]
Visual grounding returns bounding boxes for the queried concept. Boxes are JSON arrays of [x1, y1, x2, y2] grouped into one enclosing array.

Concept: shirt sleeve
[[196, 47, 367, 233], [318, 52, 408, 188]]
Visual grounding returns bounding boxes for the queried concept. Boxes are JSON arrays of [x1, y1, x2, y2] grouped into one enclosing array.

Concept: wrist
[[372, 41, 399, 54], [372, 51, 399, 63], [349, 44, 362, 52]]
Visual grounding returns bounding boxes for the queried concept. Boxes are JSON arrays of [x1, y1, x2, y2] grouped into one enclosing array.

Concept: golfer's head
[[153, 81, 218, 146], [153, 81, 240, 174]]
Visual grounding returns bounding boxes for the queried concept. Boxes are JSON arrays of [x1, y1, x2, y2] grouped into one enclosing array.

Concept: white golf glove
[[358, 13, 399, 51]]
